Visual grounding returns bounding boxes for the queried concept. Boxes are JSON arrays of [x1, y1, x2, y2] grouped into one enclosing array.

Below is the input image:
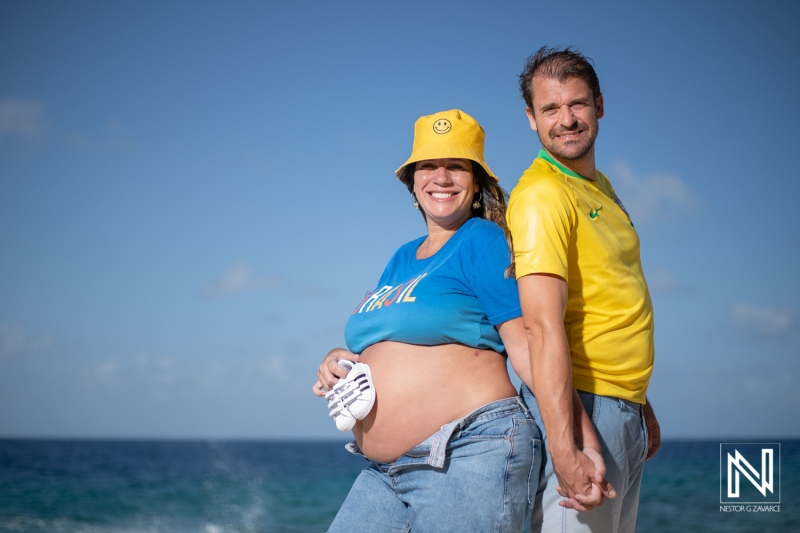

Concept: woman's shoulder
[[452, 218, 510, 262], [460, 217, 506, 242]]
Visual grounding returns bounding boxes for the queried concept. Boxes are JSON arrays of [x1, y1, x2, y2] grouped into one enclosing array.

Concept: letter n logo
[[720, 443, 780, 504]]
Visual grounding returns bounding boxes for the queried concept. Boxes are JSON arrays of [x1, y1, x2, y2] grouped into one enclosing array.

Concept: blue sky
[[1, 1, 798, 440]]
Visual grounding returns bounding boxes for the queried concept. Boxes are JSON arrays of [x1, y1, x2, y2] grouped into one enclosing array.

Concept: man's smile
[[552, 126, 586, 140]]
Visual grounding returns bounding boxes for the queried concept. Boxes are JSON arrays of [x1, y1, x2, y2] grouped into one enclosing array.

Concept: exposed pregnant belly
[[352, 341, 517, 463]]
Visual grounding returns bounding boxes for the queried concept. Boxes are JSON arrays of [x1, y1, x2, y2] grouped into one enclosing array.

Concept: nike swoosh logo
[[590, 206, 603, 219]]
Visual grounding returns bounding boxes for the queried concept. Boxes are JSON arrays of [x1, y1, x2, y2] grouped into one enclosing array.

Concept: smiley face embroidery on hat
[[433, 119, 452, 134], [395, 109, 499, 182]]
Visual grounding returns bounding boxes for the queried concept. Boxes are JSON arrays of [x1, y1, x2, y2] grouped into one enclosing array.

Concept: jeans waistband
[[415, 396, 526, 469], [577, 390, 642, 416]]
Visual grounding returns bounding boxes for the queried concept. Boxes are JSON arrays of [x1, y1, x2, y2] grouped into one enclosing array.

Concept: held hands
[[555, 401, 658, 510], [554, 446, 616, 512], [311, 348, 360, 396]]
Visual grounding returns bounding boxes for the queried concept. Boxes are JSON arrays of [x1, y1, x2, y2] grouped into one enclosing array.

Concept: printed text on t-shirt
[[352, 273, 427, 314]]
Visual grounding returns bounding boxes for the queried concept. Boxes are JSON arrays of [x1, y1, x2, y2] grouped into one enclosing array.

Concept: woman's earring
[[472, 192, 482, 210], [412, 193, 419, 209]]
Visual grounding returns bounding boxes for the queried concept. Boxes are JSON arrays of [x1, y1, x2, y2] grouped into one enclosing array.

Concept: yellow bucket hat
[[394, 109, 498, 181]]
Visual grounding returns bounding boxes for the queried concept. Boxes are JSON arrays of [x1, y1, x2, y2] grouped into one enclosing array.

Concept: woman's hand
[[311, 347, 361, 396], [556, 445, 616, 511]]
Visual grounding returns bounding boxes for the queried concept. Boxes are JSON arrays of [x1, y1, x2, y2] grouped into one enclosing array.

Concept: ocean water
[[1, 439, 798, 533]]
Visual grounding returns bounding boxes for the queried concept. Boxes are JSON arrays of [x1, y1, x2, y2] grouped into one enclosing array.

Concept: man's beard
[[542, 121, 598, 162]]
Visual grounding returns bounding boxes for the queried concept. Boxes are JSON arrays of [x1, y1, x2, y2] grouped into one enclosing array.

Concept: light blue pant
[[520, 385, 647, 533], [327, 396, 542, 533]]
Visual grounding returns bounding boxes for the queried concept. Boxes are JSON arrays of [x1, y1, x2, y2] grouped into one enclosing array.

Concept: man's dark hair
[[518, 46, 602, 109]]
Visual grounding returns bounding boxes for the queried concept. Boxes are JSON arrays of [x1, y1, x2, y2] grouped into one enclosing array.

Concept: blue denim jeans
[[327, 396, 542, 533], [520, 385, 648, 533]]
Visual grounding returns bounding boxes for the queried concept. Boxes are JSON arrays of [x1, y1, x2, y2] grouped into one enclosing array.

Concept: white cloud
[[195, 361, 230, 393], [0, 323, 52, 359], [89, 353, 177, 394], [647, 266, 678, 293], [196, 354, 293, 393], [0, 98, 47, 141], [93, 359, 120, 381], [300, 282, 328, 297], [732, 303, 796, 337], [203, 262, 282, 297], [258, 354, 291, 382], [611, 160, 696, 224], [65, 120, 136, 152], [87, 352, 304, 403], [743, 373, 795, 404]]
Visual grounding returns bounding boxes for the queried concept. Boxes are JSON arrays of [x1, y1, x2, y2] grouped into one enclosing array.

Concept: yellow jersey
[[507, 152, 654, 403]]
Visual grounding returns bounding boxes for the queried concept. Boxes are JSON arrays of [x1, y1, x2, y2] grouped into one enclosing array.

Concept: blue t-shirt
[[344, 217, 522, 355]]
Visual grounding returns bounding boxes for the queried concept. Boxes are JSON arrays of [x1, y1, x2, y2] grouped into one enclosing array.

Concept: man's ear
[[595, 94, 604, 120], [525, 106, 538, 132]]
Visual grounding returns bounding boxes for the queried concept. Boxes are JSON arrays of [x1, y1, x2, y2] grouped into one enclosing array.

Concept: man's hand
[[643, 398, 661, 460], [554, 446, 616, 512]]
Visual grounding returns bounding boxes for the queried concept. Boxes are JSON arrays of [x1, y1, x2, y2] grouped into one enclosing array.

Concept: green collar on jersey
[[537, 149, 595, 182]]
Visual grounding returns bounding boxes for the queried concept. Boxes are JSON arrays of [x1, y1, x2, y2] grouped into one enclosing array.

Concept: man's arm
[[501, 316, 614, 510], [517, 273, 615, 506]]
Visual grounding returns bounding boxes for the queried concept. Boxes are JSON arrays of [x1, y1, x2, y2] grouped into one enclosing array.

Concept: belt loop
[[427, 419, 459, 468], [515, 395, 529, 416]]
